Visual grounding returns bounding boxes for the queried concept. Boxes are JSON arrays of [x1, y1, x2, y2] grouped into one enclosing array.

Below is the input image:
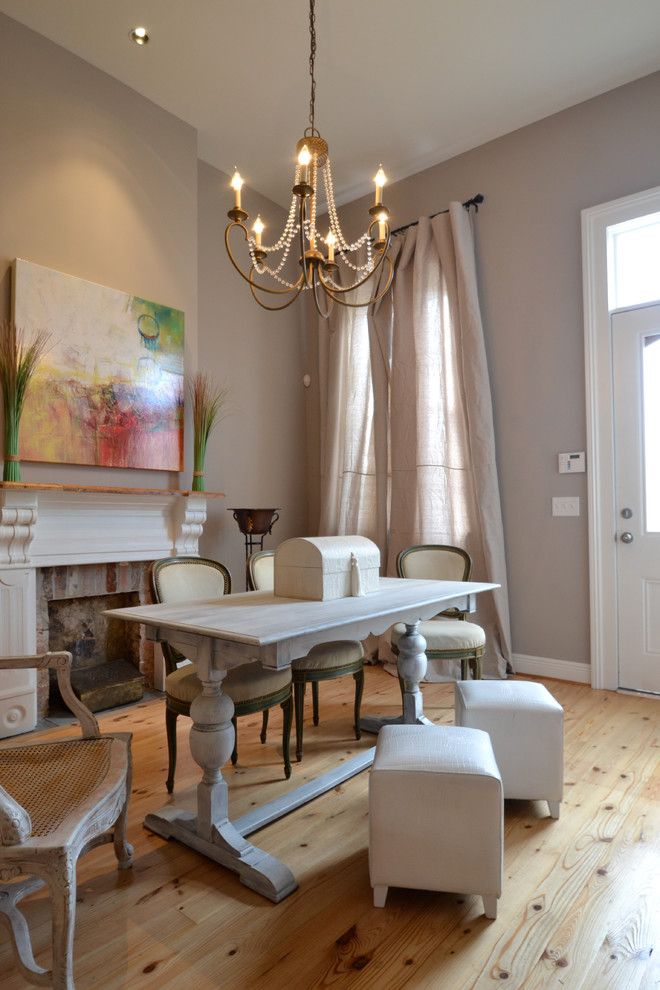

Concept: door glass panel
[[644, 333, 660, 532], [608, 211, 660, 310]]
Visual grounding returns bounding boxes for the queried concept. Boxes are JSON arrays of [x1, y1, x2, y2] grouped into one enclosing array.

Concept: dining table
[[105, 576, 498, 902]]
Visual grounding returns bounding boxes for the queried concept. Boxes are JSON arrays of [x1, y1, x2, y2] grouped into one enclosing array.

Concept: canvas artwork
[[12, 259, 184, 471]]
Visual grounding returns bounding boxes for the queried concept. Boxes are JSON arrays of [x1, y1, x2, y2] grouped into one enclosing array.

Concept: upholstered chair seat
[[391, 618, 486, 652], [151, 556, 293, 792], [294, 640, 363, 672], [395, 544, 487, 679], [167, 661, 291, 706], [248, 550, 365, 762]]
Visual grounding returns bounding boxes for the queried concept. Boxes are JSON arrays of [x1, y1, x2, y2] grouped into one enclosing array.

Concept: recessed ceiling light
[[130, 26, 149, 46]]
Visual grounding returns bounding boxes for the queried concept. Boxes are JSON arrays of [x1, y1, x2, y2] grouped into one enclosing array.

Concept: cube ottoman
[[369, 723, 503, 918]]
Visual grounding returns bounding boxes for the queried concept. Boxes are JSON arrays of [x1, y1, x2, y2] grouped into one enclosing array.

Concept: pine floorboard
[[0, 667, 658, 989]]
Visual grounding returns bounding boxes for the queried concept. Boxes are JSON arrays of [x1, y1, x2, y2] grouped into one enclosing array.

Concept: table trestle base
[[234, 746, 377, 837], [144, 806, 298, 902], [144, 746, 377, 901]]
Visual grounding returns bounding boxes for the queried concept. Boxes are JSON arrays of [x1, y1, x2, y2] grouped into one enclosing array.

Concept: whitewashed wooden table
[[106, 577, 497, 902]]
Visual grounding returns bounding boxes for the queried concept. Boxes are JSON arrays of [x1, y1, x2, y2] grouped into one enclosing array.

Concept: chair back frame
[[247, 549, 275, 593], [397, 544, 473, 621], [396, 544, 472, 582], [151, 556, 231, 674]]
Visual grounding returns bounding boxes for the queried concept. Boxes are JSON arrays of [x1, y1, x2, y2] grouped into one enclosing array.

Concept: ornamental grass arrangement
[[188, 371, 229, 492], [0, 321, 51, 482]]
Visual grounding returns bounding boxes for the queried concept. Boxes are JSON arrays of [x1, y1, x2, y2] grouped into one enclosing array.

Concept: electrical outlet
[[552, 496, 580, 517]]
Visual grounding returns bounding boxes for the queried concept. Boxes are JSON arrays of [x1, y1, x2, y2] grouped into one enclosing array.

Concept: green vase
[[3, 413, 20, 482], [192, 443, 206, 492]]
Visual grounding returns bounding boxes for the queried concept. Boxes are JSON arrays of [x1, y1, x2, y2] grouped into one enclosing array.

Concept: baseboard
[[512, 653, 591, 684]]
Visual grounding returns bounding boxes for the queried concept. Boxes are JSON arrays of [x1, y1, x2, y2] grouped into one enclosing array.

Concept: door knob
[[620, 531, 634, 544]]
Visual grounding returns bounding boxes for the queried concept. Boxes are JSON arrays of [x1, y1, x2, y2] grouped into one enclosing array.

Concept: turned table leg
[[144, 640, 297, 903], [188, 655, 235, 842], [397, 621, 429, 724], [360, 620, 431, 733]]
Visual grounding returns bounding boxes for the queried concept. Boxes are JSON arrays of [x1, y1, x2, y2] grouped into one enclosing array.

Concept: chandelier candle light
[[225, 0, 394, 316]]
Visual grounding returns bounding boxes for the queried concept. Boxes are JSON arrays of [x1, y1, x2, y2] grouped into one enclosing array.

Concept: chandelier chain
[[308, 0, 316, 134]]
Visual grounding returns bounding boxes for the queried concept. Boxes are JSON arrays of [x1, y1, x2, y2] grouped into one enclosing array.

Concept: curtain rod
[[389, 193, 484, 238]]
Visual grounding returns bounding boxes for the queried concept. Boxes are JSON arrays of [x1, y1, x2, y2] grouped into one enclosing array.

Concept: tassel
[[350, 552, 365, 596]]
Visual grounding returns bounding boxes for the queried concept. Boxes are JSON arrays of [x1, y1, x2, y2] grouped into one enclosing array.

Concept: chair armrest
[[0, 651, 99, 738], [0, 785, 31, 846]]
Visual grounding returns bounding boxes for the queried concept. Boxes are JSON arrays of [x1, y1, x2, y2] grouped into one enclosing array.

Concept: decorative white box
[[274, 536, 380, 601]]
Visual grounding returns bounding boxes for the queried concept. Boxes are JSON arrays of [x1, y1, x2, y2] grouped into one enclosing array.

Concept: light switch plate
[[552, 496, 580, 517]]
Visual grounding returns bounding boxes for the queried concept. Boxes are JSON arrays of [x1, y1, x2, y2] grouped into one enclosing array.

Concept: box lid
[[275, 535, 380, 575]]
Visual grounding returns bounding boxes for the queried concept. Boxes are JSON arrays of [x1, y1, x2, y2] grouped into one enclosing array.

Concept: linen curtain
[[309, 204, 511, 677]]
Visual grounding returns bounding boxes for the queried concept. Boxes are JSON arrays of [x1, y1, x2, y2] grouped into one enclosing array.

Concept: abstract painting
[[12, 259, 184, 471]]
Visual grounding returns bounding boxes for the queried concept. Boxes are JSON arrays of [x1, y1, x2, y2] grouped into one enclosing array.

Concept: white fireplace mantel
[[0, 484, 219, 737]]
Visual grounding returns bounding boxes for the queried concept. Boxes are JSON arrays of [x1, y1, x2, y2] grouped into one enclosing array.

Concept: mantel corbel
[[173, 493, 208, 556], [0, 491, 38, 566]]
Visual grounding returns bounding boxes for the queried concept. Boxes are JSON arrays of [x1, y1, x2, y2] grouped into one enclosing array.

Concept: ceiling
[[2, 1, 660, 208]]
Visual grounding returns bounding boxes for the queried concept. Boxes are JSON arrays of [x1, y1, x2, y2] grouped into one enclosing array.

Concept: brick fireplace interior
[[36, 562, 155, 715]]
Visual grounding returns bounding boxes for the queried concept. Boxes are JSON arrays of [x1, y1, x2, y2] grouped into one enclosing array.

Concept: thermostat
[[558, 451, 585, 474]]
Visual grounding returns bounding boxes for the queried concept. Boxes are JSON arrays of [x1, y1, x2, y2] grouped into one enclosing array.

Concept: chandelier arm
[[225, 223, 305, 295], [311, 274, 334, 320], [248, 269, 305, 311], [319, 255, 395, 309], [317, 232, 391, 294]]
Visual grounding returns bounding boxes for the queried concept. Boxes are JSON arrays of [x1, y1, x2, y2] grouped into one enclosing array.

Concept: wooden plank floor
[[1, 668, 658, 989]]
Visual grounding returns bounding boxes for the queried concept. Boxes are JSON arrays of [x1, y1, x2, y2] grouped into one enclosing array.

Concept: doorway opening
[[582, 185, 660, 692]]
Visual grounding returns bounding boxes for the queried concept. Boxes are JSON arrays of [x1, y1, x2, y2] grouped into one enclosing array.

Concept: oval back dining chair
[[0, 651, 132, 989], [150, 556, 292, 791], [248, 550, 364, 763], [393, 544, 486, 679]]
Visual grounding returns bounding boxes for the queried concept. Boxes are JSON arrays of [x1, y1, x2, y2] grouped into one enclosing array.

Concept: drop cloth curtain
[[310, 204, 511, 677]]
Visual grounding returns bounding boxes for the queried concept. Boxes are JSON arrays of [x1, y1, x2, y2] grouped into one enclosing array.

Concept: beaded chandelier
[[225, 0, 394, 316]]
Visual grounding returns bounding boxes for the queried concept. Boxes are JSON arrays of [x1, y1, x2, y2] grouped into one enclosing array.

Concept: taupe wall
[[197, 161, 307, 584], [333, 70, 660, 666], [0, 14, 308, 583], [0, 13, 198, 488]]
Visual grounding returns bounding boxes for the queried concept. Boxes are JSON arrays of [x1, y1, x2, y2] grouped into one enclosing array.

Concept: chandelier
[[225, 0, 394, 316]]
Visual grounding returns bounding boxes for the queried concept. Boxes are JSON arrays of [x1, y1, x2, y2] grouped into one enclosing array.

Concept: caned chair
[[248, 550, 364, 762], [393, 544, 486, 679], [0, 651, 132, 989], [151, 556, 292, 792]]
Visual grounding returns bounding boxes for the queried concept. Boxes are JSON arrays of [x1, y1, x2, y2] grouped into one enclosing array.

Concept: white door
[[612, 302, 660, 693]]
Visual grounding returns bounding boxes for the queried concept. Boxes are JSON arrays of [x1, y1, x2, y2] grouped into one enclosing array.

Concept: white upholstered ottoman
[[368, 724, 503, 918], [454, 680, 564, 819]]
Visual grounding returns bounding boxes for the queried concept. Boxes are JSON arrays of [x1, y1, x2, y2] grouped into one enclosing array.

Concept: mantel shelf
[[0, 482, 225, 498]]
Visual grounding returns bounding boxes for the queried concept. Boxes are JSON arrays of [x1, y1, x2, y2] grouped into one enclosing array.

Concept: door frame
[[582, 184, 660, 689]]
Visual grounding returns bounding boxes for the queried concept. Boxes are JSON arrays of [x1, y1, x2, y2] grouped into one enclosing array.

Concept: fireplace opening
[[35, 562, 155, 718], [46, 591, 144, 714]]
